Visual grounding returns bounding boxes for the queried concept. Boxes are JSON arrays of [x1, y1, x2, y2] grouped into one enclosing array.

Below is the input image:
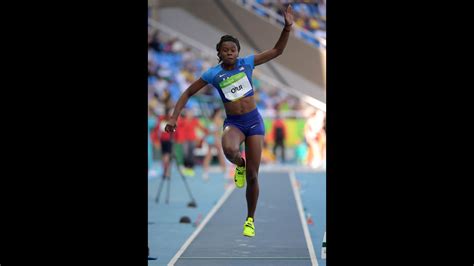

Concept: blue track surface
[[175, 172, 312, 265], [148, 165, 326, 266], [296, 171, 326, 266]]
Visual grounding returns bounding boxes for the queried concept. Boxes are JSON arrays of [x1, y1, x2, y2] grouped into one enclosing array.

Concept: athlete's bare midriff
[[224, 96, 257, 115]]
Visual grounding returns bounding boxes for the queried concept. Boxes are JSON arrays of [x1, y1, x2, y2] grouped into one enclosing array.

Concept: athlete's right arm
[[164, 78, 208, 133]]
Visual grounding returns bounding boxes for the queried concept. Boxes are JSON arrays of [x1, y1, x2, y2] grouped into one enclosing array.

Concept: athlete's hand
[[164, 118, 177, 133], [283, 4, 294, 26]]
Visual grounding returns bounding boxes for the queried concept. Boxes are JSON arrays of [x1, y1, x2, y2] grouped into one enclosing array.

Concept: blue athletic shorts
[[223, 108, 265, 137]]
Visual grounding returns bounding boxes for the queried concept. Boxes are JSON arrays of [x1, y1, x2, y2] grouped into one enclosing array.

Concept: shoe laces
[[245, 220, 254, 229]]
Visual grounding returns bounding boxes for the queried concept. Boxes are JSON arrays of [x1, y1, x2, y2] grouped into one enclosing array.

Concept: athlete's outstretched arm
[[254, 5, 294, 66], [164, 78, 207, 133]]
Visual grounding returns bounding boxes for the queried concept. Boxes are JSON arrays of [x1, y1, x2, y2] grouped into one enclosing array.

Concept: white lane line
[[167, 185, 236, 266], [289, 170, 319, 266]]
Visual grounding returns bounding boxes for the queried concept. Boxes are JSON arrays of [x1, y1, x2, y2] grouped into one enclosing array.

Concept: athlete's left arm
[[254, 5, 294, 66]]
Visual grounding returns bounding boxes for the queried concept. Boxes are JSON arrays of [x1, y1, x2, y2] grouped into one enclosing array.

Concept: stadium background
[[147, 0, 326, 265]]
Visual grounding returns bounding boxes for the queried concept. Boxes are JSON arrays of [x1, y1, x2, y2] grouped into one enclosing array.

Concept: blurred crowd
[[242, 0, 326, 47]]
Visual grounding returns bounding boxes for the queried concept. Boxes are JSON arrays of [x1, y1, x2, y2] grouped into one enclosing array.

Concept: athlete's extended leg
[[244, 135, 263, 219], [242, 134, 263, 237]]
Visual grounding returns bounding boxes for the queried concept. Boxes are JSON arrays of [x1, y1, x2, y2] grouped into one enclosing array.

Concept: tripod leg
[[155, 176, 166, 203], [173, 151, 185, 178], [172, 150, 196, 206], [180, 173, 196, 203], [165, 175, 170, 204]]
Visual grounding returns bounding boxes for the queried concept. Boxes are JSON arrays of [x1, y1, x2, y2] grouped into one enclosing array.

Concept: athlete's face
[[220, 41, 239, 65]]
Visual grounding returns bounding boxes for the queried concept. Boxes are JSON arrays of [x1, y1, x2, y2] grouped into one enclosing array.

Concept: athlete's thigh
[[222, 125, 245, 151]]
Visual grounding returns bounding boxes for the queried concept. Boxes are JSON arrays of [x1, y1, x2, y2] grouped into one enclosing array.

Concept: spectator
[[151, 108, 174, 179], [261, 140, 276, 164], [202, 108, 227, 180], [149, 31, 162, 52], [178, 108, 208, 176], [304, 109, 325, 168], [271, 111, 287, 163]]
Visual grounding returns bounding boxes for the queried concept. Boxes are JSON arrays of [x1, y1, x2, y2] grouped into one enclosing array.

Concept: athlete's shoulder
[[239, 54, 255, 69], [208, 63, 222, 72], [201, 64, 222, 83]]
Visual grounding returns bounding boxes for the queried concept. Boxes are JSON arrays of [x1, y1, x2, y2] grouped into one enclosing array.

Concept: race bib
[[219, 72, 252, 101]]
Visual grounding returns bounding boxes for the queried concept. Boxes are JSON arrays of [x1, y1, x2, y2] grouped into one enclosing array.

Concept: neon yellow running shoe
[[243, 217, 255, 237], [234, 162, 246, 188]]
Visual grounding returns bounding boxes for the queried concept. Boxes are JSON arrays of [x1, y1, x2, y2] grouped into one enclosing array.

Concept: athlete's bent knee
[[223, 146, 240, 161]]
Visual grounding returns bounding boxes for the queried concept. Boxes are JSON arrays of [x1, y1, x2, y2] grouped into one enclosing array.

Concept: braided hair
[[215, 35, 241, 63]]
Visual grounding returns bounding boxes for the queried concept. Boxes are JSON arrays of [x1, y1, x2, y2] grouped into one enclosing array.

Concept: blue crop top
[[200, 55, 255, 103]]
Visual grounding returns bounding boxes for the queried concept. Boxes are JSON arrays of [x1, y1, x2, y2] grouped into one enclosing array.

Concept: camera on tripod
[[155, 137, 197, 208]]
